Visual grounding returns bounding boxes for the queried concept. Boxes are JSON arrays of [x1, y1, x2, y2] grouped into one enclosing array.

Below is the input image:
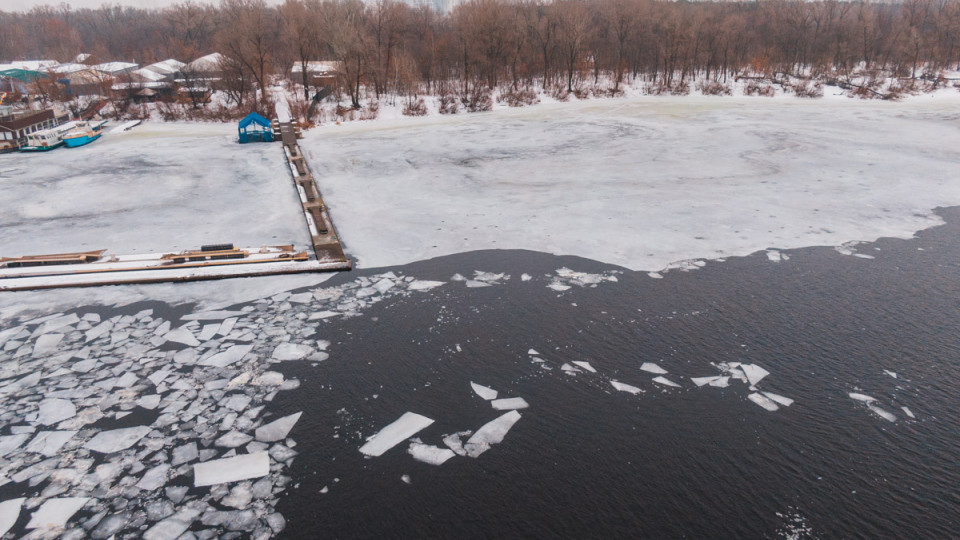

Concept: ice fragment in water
[[883, 370, 898, 379], [610, 381, 642, 395], [867, 403, 897, 422], [408, 280, 445, 291], [709, 377, 730, 388], [194, 452, 270, 487], [183, 310, 245, 321], [163, 327, 200, 347], [521, 274, 532, 281], [442, 431, 471, 456], [137, 394, 162, 410], [691, 376, 720, 387], [571, 361, 596, 373], [272, 343, 312, 361], [171, 442, 199, 466], [762, 392, 794, 407], [464, 411, 522, 458], [255, 412, 302, 442], [470, 382, 498, 401], [640, 362, 667, 374], [527, 349, 539, 355], [84, 426, 151, 453], [143, 508, 202, 540], [561, 363, 580, 373], [216, 431, 253, 448], [0, 434, 28, 457], [359, 412, 435, 457], [748, 393, 779, 411], [491, 397, 529, 410], [199, 324, 219, 341], [766, 250, 783, 262], [26, 431, 76, 457], [740, 364, 770, 386], [32, 333, 63, 357], [652, 376, 680, 387], [407, 442, 456, 465], [25, 497, 89, 529], [849, 392, 876, 402], [137, 464, 170, 490], [201, 344, 253, 368], [0, 498, 24, 537], [901, 406, 915, 419], [401, 475, 411, 484]]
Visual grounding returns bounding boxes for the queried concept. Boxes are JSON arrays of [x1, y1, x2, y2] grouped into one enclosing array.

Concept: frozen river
[[2, 97, 960, 539]]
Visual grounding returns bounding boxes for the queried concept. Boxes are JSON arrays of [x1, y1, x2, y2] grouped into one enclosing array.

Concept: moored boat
[[62, 120, 107, 148], [19, 121, 76, 152]]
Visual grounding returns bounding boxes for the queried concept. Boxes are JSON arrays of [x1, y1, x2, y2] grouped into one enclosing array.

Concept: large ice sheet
[[0, 498, 24, 537], [25, 497, 89, 529], [470, 382, 498, 401], [255, 412, 302, 442], [84, 425, 151, 453], [359, 412, 435, 457], [194, 451, 270, 487]]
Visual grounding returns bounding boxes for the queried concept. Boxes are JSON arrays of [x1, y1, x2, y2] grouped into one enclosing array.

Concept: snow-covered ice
[[640, 362, 668, 374], [256, 412, 302, 442], [464, 410, 522, 458], [36, 398, 76, 425], [407, 442, 456, 465], [84, 425, 151, 453], [491, 397, 529, 410], [748, 393, 780, 411], [359, 412, 435, 457], [194, 451, 271, 487], [470, 382, 498, 401], [25, 497, 89, 529], [652, 376, 681, 388], [0, 498, 24, 537], [610, 381, 643, 394], [571, 361, 596, 373], [740, 364, 771, 386]]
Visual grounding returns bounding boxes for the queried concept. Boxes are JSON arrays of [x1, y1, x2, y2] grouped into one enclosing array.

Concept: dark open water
[[267, 207, 960, 539]]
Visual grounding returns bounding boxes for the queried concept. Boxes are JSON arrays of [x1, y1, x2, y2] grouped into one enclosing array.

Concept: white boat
[[20, 121, 77, 152]]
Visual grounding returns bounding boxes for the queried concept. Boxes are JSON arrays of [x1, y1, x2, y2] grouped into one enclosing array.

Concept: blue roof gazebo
[[238, 112, 273, 143]]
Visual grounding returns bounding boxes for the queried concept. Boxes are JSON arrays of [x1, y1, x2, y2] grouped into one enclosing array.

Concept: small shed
[[238, 112, 273, 143]]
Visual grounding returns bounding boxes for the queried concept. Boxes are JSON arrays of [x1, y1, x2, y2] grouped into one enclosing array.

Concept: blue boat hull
[[63, 132, 101, 148]]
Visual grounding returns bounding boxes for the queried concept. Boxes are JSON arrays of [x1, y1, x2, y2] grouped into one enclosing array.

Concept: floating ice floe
[[271, 343, 312, 361], [470, 382, 498, 401], [0, 498, 24, 536], [762, 392, 794, 407], [401, 475, 412, 484], [408, 280, 445, 291], [901, 406, 915, 419], [521, 273, 532, 281], [709, 376, 730, 388], [407, 442, 456, 465], [25, 430, 76, 457], [464, 410, 522, 458], [848, 392, 876, 402], [647, 272, 663, 279], [740, 364, 770, 386], [25, 497, 89, 529], [0, 434, 28, 457], [32, 333, 63, 356], [547, 282, 572, 292], [571, 361, 596, 373], [163, 327, 200, 347], [652, 376, 680, 388], [201, 344, 254, 367], [640, 362, 668, 375], [256, 412, 302, 442], [883, 370, 898, 379], [691, 376, 720, 387], [36, 398, 76, 425], [442, 431, 471, 456], [491, 397, 529, 410], [137, 464, 170, 490], [748, 392, 780, 411], [359, 412, 435, 457], [610, 381, 642, 394], [560, 363, 580, 374], [194, 451, 270, 487], [867, 403, 897, 422], [143, 508, 203, 540], [84, 425, 151, 453], [527, 349, 539, 355]]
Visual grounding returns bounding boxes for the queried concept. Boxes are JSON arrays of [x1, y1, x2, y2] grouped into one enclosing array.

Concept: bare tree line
[[3, 0, 960, 109]]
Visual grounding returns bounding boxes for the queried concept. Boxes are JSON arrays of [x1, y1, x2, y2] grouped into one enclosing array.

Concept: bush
[[670, 81, 690, 95], [697, 80, 732, 96], [551, 85, 570, 101], [792, 79, 823, 98], [359, 101, 379, 120], [645, 81, 689, 95], [461, 87, 492, 112], [498, 87, 539, 107], [573, 86, 591, 99], [744, 80, 776, 97], [438, 92, 459, 114], [402, 97, 428, 116]]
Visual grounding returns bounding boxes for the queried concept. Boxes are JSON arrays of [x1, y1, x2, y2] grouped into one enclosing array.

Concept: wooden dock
[[275, 119, 350, 265]]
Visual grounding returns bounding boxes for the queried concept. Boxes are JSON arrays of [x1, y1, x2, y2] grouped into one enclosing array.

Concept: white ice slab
[[652, 376, 680, 388], [740, 364, 770, 386], [491, 397, 529, 410], [84, 425, 151, 453], [901, 406, 916, 419], [182, 310, 247, 321], [464, 410, 522, 458], [271, 343, 312, 361], [867, 403, 897, 422], [527, 349, 540, 355], [164, 327, 200, 347], [610, 380, 642, 394], [201, 344, 254, 368], [255, 412, 302, 442], [359, 412, 435, 457], [408, 280, 445, 291], [470, 382, 498, 401], [407, 442, 456, 465], [571, 361, 596, 373], [0, 434, 28, 457], [849, 392, 877, 402], [883, 370, 898, 379], [640, 362, 668, 375], [0, 498, 24, 537], [708, 376, 730, 388], [26, 430, 76, 457], [762, 392, 794, 407], [25, 497, 89, 529], [194, 451, 270, 487], [747, 392, 779, 412], [691, 376, 720, 387]]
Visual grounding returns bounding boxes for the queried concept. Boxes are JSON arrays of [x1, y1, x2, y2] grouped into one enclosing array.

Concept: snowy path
[[302, 97, 960, 271]]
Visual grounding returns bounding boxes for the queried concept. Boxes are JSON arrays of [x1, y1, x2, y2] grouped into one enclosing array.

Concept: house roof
[[238, 112, 270, 130], [143, 59, 184, 75], [94, 62, 139, 74], [185, 53, 225, 73], [0, 68, 47, 82]]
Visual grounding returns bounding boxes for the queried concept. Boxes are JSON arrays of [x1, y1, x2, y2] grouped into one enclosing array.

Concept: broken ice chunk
[[359, 412, 435, 457], [571, 361, 596, 373], [272, 343, 313, 361], [25, 497, 89, 529], [640, 362, 668, 375], [491, 397, 529, 410], [0, 498, 24, 537], [740, 364, 770, 386], [201, 344, 254, 368], [84, 425, 151, 453], [442, 431, 471, 456], [25, 431, 76, 457], [560, 363, 580, 374], [762, 392, 794, 407], [527, 349, 539, 355], [32, 333, 63, 357], [691, 376, 720, 387], [136, 395, 162, 410], [199, 324, 219, 341], [547, 282, 571, 292], [521, 274, 532, 281], [216, 431, 253, 448], [867, 403, 897, 422], [470, 382, 498, 401], [255, 412, 302, 442], [849, 392, 876, 402], [137, 464, 170, 490], [183, 310, 245, 321], [0, 434, 29, 457], [464, 410, 522, 458], [408, 280, 445, 291], [652, 376, 680, 387], [401, 475, 411, 484], [883, 370, 898, 379], [708, 377, 730, 388], [407, 442, 456, 465], [194, 452, 270, 487], [901, 406, 916, 419], [163, 327, 200, 347], [143, 508, 202, 540], [747, 393, 779, 411], [610, 381, 642, 395], [171, 442, 199, 466]]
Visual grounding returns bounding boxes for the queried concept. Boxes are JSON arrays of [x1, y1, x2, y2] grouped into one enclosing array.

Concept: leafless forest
[[3, 0, 960, 114]]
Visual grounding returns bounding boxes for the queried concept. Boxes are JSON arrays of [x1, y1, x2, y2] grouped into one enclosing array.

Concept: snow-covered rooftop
[[290, 61, 341, 75], [185, 53, 225, 73], [94, 62, 139, 74], [144, 59, 185, 75]]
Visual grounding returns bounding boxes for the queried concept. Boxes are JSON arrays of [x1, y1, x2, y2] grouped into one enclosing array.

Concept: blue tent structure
[[238, 112, 273, 143]]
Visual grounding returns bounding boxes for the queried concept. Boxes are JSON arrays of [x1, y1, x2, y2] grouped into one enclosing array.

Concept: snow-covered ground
[[302, 96, 960, 271], [0, 122, 310, 258]]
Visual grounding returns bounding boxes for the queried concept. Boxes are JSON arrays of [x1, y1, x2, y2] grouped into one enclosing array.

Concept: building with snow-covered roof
[[52, 63, 88, 74], [94, 62, 139, 75], [7, 60, 60, 71], [142, 59, 185, 81], [184, 53, 225, 76]]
